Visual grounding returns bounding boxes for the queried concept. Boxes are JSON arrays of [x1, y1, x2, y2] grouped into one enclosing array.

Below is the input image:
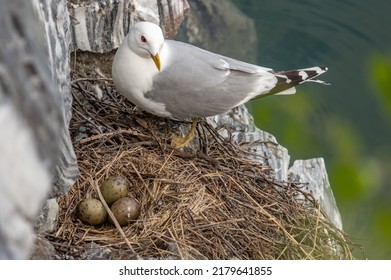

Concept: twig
[[77, 128, 152, 145], [72, 77, 113, 84], [89, 176, 140, 259]]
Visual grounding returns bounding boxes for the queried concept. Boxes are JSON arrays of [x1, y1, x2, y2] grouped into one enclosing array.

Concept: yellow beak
[[150, 53, 161, 71]]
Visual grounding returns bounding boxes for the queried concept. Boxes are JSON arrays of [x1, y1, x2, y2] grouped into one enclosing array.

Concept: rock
[[289, 158, 343, 229], [176, 0, 258, 63], [68, 0, 190, 53], [82, 242, 112, 260], [35, 198, 60, 234], [30, 235, 56, 260], [34, 0, 80, 197], [0, 0, 64, 259], [0, 105, 53, 259], [208, 106, 290, 182]]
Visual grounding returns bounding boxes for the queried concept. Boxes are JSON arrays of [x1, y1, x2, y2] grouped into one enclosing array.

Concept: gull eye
[[141, 35, 147, 43]]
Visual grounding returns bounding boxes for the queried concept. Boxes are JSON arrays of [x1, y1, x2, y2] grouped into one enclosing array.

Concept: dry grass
[[50, 55, 358, 259]]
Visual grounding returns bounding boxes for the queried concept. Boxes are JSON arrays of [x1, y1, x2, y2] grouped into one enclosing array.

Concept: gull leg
[[171, 118, 198, 148]]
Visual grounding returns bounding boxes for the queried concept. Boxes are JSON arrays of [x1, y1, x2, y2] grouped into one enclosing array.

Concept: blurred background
[[229, 0, 391, 259]]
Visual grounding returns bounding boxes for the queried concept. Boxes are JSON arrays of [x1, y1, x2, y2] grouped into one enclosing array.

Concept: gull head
[[127, 21, 164, 71]]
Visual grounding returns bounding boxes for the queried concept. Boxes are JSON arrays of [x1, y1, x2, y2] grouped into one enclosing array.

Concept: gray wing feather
[[145, 40, 276, 118]]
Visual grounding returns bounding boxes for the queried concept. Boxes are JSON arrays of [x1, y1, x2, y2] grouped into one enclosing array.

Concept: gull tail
[[268, 66, 329, 96]]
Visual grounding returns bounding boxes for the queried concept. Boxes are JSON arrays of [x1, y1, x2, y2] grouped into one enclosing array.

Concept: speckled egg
[[109, 197, 140, 226], [77, 198, 107, 226], [100, 176, 129, 205]]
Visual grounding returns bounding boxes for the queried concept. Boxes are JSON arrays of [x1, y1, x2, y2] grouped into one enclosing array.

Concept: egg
[[109, 197, 140, 226], [77, 198, 107, 226], [100, 176, 129, 205]]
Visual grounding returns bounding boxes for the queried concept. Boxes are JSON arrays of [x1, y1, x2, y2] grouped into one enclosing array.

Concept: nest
[[50, 52, 357, 260]]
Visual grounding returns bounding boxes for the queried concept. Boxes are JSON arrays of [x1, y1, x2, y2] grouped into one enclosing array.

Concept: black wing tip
[[269, 66, 330, 94]]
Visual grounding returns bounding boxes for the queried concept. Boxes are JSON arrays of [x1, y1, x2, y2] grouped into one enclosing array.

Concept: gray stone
[[208, 106, 290, 182], [69, 0, 190, 53], [35, 198, 59, 234], [34, 0, 80, 197], [289, 158, 343, 229], [0, 0, 64, 259], [82, 242, 112, 260], [0, 104, 53, 259], [30, 235, 56, 260]]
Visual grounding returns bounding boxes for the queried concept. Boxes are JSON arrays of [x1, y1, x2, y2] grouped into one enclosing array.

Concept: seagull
[[112, 21, 328, 148]]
